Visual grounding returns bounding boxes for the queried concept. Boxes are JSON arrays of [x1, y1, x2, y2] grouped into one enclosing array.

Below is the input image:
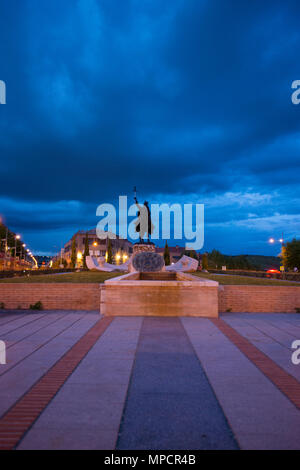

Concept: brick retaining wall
[[0, 283, 299, 313], [219, 285, 300, 313], [0, 284, 100, 310]]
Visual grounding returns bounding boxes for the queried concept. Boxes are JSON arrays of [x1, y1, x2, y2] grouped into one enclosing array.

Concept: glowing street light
[[269, 234, 284, 247], [22, 243, 26, 261], [76, 251, 83, 268], [268, 234, 285, 278], [14, 235, 21, 270]]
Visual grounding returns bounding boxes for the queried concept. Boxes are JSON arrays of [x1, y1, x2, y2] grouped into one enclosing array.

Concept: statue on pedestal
[[133, 187, 154, 244]]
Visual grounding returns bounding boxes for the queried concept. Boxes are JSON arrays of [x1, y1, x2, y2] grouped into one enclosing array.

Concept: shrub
[[30, 301, 44, 310]]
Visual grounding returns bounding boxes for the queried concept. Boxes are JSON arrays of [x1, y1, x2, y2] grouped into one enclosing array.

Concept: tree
[[202, 253, 208, 271], [209, 249, 225, 269], [52, 257, 67, 269], [106, 238, 113, 264], [70, 237, 77, 268], [282, 239, 300, 270], [83, 233, 90, 269], [163, 241, 171, 265], [184, 249, 198, 259]]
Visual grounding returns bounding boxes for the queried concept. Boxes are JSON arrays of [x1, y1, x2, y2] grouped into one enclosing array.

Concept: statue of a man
[[134, 187, 154, 243]]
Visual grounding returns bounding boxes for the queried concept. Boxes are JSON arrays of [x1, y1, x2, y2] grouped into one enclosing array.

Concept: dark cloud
[[0, 0, 299, 254]]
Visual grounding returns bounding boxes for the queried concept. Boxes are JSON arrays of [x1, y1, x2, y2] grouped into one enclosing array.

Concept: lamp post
[[14, 235, 20, 270], [269, 233, 285, 278]]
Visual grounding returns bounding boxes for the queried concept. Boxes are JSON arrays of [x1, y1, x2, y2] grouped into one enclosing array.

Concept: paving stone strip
[[0, 316, 112, 450], [0, 313, 87, 377], [117, 317, 238, 450], [0, 313, 46, 336], [211, 318, 300, 410], [0, 313, 29, 327], [3, 312, 70, 349]]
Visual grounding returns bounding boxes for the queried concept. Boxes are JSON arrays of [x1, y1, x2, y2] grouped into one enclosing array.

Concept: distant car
[[266, 268, 281, 278]]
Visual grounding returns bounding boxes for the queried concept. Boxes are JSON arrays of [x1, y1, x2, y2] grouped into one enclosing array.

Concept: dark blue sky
[[0, 0, 300, 256]]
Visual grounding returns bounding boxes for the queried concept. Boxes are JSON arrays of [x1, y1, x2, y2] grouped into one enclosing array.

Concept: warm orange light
[[77, 251, 82, 260], [116, 253, 121, 260], [93, 242, 98, 246]]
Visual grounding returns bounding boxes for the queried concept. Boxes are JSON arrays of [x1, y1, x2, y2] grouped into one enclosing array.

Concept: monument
[[133, 186, 156, 255]]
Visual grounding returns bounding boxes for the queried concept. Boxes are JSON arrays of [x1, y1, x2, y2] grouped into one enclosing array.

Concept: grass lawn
[[193, 272, 300, 286], [0, 270, 299, 286], [0, 271, 122, 283]]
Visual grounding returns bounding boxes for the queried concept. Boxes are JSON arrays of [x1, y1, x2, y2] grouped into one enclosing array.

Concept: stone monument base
[[100, 271, 219, 318], [133, 242, 156, 255]]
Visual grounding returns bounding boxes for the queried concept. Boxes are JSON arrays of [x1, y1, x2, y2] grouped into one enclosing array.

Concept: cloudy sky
[[0, 0, 300, 255]]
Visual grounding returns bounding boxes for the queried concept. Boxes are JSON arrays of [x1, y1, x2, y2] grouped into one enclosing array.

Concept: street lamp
[[77, 251, 82, 268], [14, 235, 20, 270], [268, 234, 285, 278], [268, 234, 284, 248]]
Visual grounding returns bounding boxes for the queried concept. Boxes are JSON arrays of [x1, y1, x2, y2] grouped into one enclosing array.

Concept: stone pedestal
[[133, 243, 156, 255], [101, 272, 219, 317]]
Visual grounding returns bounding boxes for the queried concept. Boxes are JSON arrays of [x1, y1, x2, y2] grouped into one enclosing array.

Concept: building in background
[[60, 229, 133, 266]]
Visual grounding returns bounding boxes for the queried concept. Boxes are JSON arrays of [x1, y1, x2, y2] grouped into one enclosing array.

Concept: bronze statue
[[134, 187, 153, 243]]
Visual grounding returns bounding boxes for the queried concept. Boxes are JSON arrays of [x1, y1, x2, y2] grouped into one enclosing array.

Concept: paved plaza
[[0, 311, 300, 450]]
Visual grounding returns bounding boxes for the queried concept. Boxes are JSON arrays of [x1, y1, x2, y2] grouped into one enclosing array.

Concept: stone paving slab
[[182, 317, 300, 449], [17, 317, 142, 450], [0, 312, 299, 450], [0, 312, 46, 336], [0, 312, 99, 418], [117, 317, 238, 450], [223, 314, 300, 381]]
